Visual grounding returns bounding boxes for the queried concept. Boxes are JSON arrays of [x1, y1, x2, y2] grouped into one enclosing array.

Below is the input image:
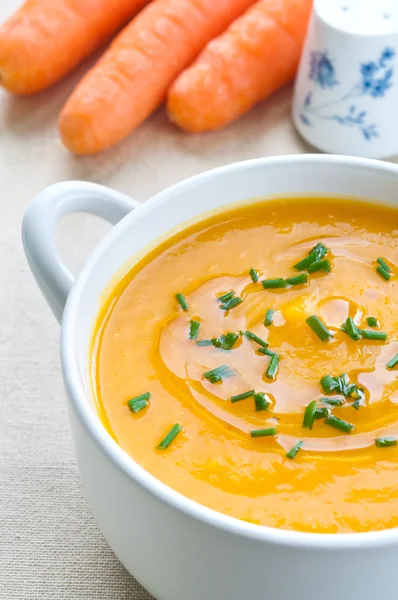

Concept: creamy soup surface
[[92, 198, 398, 533]]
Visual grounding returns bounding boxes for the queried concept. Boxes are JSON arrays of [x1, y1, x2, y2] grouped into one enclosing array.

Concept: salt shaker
[[292, 0, 398, 158]]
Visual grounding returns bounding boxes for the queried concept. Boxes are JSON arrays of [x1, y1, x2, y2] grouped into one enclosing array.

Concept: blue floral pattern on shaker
[[309, 52, 338, 88], [300, 47, 396, 141]]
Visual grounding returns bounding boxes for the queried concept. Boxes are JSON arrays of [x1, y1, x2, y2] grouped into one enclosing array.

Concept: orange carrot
[[0, 0, 151, 95], [59, 0, 258, 155], [167, 0, 312, 132]]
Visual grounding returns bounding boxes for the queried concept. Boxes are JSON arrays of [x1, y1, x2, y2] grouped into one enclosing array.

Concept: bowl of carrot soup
[[23, 155, 398, 600]]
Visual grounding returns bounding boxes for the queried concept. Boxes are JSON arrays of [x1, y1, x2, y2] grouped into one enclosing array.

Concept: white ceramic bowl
[[22, 155, 398, 600]]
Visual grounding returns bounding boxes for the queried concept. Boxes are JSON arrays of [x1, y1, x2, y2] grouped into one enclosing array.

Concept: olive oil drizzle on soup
[[92, 198, 398, 534]]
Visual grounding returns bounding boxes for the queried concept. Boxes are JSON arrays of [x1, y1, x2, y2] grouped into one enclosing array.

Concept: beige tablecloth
[[0, 3, 314, 598]]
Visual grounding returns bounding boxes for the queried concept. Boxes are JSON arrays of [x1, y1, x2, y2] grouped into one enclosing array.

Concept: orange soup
[[92, 197, 398, 534]]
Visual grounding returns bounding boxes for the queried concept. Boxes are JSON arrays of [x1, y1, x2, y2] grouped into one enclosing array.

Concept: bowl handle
[[22, 181, 139, 324]]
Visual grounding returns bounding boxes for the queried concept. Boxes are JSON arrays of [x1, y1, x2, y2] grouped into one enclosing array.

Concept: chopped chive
[[350, 387, 364, 401], [250, 268, 259, 283], [254, 392, 270, 411], [211, 332, 240, 351], [128, 399, 148, 413], [127, 392, 151, 412], [320, 374, 339, 393], [127, 392, 151, 413], [353, 399, 364, 410], [218, 290, 235, 303], [321, 397, 344, 406], [302, 400, 317, 429], [387, 353, 398, 369], [375, 437, 397, 448], [196, 339, 213, 346], [359, 329, 387, 341], [345, 317, 362, 341], [294, 243, 328, 271], [176, 293, 189, 312], [367, 316, 378, 328], [258, 347, 276, 357], [264, 309, 275, 326], [337, 372, 349, 388], [285, 273, 308, 286], [308, 258, 331, 274], [325, 415, 354, 433], [377, 265, 391, 281], [265, 354, 280, 379], [244, 330, 268, 348], [286, 441, 303, 459], [157, 424, 182, 449], [220, 296, 243, 311], [315, 407, 330, 419], [377, 257, 392, 273], [189, 320, 200, 340], [230, 389, 255, 403], [306, 315, 333, 342], [203, 364, 235, 383], [250, 427, 276, 438], [262, 278, 286, 289]]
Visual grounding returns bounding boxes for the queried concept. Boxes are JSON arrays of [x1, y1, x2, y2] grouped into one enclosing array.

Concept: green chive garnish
[[127, 392, 151, 413], [264, 309, 275, 326], [285, 274, 308, 286], [377, 265, 391, 281], [294, 243, 328, 271], [262, 278, 286, 289], [352, 399, 364, 410], [306, 315, 333, 341], [308, 259, 331, 274], [315, 407, 330, 419], [189, 320, 200, 340], [377, 257, 392, 273], [302, 400, 317, 429], [345, 317, 361, 341], [250, 427, 276, 438], [230, 389, 255, 403], [220, 296, 243, 311], [129, 399, 148, 413], [325, 415, 354, 433], [320, 374, 339, 393], [127, 392, 151, 412], [321, 397, 344, 406], [265, 354, 279, 379], [176, 293, 189, 311], [367, 317, 378, 328], [258, 347, 276, 357], [218, 291, 235, 303], [244, 330, 268, 348], [375, 437, 397, 448], [203, 364, 235, 383], [286, 441, 303, 459], [359, 329, 387, 341], [157, 424, 182, 449], [211, 332, 240, 350], [196, 339, 213, 346], [250, 268, 259, 283], [254, 392, 270, 411], [387, 354, 398, 369]]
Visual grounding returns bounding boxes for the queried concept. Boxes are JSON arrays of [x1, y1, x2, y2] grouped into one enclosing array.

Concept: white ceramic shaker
[[292, 0, 398, 158]]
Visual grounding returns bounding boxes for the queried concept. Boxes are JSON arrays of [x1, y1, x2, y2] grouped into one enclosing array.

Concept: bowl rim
[[61, 153, 398, 549]]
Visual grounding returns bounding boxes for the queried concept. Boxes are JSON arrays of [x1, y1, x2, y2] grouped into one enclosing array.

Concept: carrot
[[59, 0, 258, 155], [167, 0, 312, 132], [0, 0, 151, 95]]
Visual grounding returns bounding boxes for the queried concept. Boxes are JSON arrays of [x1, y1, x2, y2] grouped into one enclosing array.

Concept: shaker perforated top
[[316, 0, 398, 36]]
